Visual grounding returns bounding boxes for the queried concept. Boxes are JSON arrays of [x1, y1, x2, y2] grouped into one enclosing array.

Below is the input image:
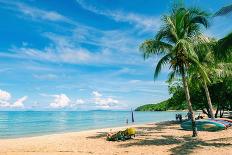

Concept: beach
[[1, 121, 232, 155]]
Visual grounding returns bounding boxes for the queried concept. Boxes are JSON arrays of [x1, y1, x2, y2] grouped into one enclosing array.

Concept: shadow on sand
[[136, 121, 180, 131], [86, 132, 108, 139], [119, 121, 232, 154], [85, 121, 232, 154], [119, 135, 232, 155]]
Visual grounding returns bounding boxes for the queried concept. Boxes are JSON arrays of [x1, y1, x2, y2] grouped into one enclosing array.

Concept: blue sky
[[0, 0, 231, 110]]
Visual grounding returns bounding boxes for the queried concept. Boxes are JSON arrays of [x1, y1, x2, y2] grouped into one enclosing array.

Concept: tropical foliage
[[136, 77, 232, 117], [140, 3, 211, 137], [214, 4, 232, 16], [135, 100, 169, 111], [140, 2, 232, 137]]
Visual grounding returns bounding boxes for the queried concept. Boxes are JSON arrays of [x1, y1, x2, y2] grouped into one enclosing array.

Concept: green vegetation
[[139, 1, 232, 137], [135, 99, 187, 112], [135, 100, 169, 111], [136, 77, 232, 115], [140, 2, 210, 137], [135, 99, 188, 111]]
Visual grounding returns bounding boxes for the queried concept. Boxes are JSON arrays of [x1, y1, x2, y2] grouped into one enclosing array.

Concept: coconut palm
[[188, 41, 215, 119], [214, 4, 232, 59], [214, 4, 232, 16], [140, 6, 210, 137], [188, 37, 232, 119]]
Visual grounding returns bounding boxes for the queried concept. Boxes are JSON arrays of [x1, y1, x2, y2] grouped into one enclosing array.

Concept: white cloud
[[47, 92, 120, 110], [0, 89, 27, 108], [94, 97, 119, 106], [92, 91, 102, 97], [0, 89, 11, 101], [76, 0, 160, 32], [76, 99, 85, 105], [50, 94, 71, 108], [2, 27, 147, 66], [0, 1, 147, 66], [92, 91, 119, 109], [69, 98, 85, 108], [12, 96, 28, 108], [19, 5, 65, 21], [0, 1, 72, 23]]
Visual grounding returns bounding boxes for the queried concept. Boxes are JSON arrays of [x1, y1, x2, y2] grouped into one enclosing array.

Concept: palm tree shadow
[[136, 121, 181, 131], [86, 132, 108, 139], [120, 135, 182, 147], [86, 121, 179, 140], [119, 135, 232, 155], [170, 136, 232, 155]]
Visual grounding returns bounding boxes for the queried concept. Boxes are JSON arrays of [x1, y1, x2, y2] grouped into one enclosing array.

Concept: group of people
[[176, 112, 204, 122], [176, 113, 183, 122]]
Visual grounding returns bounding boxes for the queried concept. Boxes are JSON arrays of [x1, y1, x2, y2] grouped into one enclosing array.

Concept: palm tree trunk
[[181, 69, 198, 137], [203, 80, 215, 119]]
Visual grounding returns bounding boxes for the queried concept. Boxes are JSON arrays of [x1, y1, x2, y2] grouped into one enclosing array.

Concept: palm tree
[[189, 37, 232, 118], [214, 4, 232, 59], [188, 41, 215, 119], [214, 4, 232, 16], [140, 5, 210, 137]]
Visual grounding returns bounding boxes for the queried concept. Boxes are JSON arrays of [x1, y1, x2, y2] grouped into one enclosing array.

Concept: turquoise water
[[0, 111, 187, 139]]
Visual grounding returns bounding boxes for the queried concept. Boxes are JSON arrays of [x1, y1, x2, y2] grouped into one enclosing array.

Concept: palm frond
[[214, 4, 232, 17], [154, 54, 172, 79], [214, 63, 232, 78], [188, 7, 210, 28], [140, 39, 172, 59], [188, 56, 211, 83]]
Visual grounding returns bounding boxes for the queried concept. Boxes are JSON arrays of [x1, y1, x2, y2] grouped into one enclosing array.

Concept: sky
[[0, 0, 231, 111]]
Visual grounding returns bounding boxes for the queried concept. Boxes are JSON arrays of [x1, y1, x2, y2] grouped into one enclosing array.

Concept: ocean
[[0, 111, 187, 139]]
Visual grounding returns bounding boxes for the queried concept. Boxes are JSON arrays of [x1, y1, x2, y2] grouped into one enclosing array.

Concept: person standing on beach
[[131, 109, 135, 123]]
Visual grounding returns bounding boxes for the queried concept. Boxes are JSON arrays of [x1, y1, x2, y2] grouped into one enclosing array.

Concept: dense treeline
[[168, 77, 232, 117], [136, 77, 232, 117], [135, 100, 169, 111]]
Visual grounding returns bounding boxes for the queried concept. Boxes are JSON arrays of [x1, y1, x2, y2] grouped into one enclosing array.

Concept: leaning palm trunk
[[181, 69, 198, 137], [203, 80, 215, 119]]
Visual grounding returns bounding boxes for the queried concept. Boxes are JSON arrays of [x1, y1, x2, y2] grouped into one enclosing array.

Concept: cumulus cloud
[[50, 94, 71, 108], [76, 99, 85, 105], [46, 91, 121, 109], [69, 99, 85, 108], [12, 96, 28, 108], [0, 89, 27, 108], [92, 91, 119, 109], [0, 89, 11, 101], [92, 91, 102, 97]]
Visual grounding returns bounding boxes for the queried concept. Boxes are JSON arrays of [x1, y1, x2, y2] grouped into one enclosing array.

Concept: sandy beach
[[0, 121, 232, 155]]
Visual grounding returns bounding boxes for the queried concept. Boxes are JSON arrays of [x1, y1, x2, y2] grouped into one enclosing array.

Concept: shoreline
[[0, 120, 232, 155], [0, 121, 163, 140]]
